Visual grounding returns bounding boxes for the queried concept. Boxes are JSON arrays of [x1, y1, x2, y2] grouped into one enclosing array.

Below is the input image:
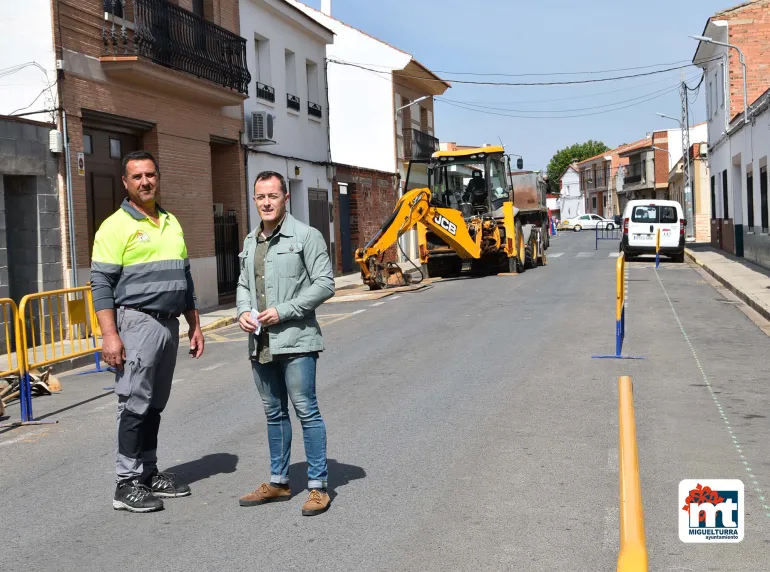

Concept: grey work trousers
[[114, 307, 179, 483]]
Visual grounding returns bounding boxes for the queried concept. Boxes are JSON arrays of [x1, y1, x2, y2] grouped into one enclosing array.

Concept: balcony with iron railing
[[624, 161, 646, 185], [402, 127, 439, 160], [286, 93, 300, 112], [255, 82, 275, 103], [308, 101, 323, 119], [100, 0, 251, 106]]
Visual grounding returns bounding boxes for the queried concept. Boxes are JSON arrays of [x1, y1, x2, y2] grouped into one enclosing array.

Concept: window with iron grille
[[722, 170, 729, 220], [287, 93, 300, 112]]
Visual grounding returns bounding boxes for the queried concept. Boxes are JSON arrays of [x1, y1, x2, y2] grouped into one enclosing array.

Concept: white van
[[620, 199, 686, 262]]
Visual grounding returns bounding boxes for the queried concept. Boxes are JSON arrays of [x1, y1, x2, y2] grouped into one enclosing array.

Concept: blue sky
[[303, 0, 729, 172]]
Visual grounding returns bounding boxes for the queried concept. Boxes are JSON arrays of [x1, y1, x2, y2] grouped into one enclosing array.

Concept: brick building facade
[[715, 1, 770, 123], [332, 165, 398, 274], [54, 0, 250, 308], [693, 1, 770, 262]]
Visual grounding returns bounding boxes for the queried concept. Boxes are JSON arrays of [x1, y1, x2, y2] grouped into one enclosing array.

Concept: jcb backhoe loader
[[355, 146, 549, 289]]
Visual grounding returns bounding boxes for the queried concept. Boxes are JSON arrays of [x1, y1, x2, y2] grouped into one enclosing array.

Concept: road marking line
[[608, 252, 621, 258], [171, 378, 185, 385], [390, 295, 402, 300], [205, 332, 230, 342], [548, 252, 564, 258], [370, 302, 385, 307], [600, 506, 619, 553], [607, 447, 618, 473], [655, 268, 770, 521], [576, 252, 594, 258], [202, 363, 224, 371], [0, 428, 47, 446], [320, 311, 363, 327]]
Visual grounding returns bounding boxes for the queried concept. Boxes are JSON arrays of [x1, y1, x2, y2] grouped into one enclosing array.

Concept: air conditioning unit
[[250, 111, 276, 144], [213, 203, 224, 215]]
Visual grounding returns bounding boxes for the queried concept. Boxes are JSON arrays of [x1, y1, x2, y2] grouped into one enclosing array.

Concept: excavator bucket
[[365, 261, 413, 290]]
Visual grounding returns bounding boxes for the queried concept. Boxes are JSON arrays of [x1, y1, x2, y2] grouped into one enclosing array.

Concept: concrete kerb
[[685, 249, 770, 323]]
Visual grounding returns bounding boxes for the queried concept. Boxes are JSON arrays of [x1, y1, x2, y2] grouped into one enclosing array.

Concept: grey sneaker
[[148, 471, 191, 498], [113, 479, 164, 513]]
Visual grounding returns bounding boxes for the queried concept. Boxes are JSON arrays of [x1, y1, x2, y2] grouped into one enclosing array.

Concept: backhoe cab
[[354, 146, 548, 289]]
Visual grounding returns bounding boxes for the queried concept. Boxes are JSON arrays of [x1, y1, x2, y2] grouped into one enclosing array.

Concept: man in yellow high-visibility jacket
[[91, 150, 204, 513]]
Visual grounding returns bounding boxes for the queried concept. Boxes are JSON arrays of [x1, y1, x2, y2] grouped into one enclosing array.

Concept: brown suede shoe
[[301, 489, 331, 516], [239, 483, 291, 507]]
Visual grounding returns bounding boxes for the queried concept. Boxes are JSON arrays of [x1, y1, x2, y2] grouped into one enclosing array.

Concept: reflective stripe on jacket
[[90, 199, 196, 314]]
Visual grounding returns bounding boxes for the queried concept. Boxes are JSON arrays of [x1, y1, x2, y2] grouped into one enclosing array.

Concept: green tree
[[546, 140, 609, 194]]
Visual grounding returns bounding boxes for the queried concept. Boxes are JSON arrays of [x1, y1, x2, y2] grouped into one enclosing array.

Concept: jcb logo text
[[434, 214, 457, 236]]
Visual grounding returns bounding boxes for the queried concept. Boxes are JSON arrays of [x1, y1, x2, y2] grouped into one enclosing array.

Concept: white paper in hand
[[250, 308, 262, 335]]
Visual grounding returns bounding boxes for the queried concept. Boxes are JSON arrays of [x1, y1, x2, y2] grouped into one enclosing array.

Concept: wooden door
[[83, 129, 137, 255]]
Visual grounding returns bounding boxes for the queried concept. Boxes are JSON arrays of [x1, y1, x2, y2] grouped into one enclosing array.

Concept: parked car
[[563, 214, 616, 231], [620, 199, 685, 262]]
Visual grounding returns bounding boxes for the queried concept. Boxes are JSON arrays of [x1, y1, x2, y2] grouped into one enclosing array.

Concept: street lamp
[[650, 145, 672, 158], [690, 35, 749, 124], [656, 113, 695, 241], [656, 112, 682, 128], [396, 95, 428, 113]]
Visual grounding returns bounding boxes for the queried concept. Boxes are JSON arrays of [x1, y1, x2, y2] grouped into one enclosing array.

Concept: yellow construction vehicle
[[355, 145, 549, 289]]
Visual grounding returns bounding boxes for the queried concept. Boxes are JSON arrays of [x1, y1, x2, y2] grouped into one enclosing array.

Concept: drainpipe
[[62, 110, 78, 287]]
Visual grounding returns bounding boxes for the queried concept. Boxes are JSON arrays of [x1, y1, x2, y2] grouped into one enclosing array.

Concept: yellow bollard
[[617, 376, 648, 572]]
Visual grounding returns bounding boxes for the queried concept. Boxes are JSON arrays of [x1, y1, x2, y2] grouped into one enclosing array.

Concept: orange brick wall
[[211, 142, 248, 244], [652, 132, 669, 185], [725, 2, 770, 119], [154, 133, 215, 256], [333, 165, 398, 274], [61, 74, 244, 267]]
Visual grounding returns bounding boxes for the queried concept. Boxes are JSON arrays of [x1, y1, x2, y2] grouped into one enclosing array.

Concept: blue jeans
[[251, 354, 328, 489]]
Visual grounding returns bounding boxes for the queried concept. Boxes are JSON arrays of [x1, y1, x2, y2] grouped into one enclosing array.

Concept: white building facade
[[284, 0, 449, 264], [694, 16, 770, 265], [559, 164, 583, 220], [241, 0, 335, 257]]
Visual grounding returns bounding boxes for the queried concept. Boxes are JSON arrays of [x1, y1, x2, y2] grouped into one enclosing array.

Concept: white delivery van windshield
[[631, 205, 678, 224]]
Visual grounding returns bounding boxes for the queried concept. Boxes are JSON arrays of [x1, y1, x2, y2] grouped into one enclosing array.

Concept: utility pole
[[680, 79, 694, 241]]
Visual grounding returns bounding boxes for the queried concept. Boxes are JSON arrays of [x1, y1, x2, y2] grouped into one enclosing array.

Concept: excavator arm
[[355, 187, 481, 288]]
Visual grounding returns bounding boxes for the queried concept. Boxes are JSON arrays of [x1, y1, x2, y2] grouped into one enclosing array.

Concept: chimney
[[321, 0, 331, 15]]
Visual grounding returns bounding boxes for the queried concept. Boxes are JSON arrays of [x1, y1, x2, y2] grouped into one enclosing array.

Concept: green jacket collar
[[248, 212, 297, 241]]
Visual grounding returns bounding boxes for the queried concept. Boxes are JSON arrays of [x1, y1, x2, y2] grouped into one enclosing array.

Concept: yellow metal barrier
[[616, 252, 625, 323], [0, 298, 21, 379], [617, 376, 648, 572], [18, 286, 101, 371]]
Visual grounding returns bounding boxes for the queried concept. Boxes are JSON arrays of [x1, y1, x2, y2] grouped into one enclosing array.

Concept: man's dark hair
[[254, 170, 288, 194], [122, 151, 160, 178]]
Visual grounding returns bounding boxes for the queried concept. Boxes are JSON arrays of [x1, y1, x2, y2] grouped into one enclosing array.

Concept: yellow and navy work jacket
[[91, 199, 196, 314]]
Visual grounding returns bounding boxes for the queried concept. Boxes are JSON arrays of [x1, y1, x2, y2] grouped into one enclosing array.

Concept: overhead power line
[[343, 56, 694, 119], [327, 58, 721, 87], [330, 58, 704, 78], [439, 72, 702, 105], [435, 85, 682, 119], [437, 81, 694, 114]]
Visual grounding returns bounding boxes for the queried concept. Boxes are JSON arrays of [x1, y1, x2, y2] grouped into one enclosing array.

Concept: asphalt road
[[2, 231, 769, 571]]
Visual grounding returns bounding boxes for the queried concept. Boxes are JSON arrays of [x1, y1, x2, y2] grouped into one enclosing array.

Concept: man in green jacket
[[236, 171, 335, 516]]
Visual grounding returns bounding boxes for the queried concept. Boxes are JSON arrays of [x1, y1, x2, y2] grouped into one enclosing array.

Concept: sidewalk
[[685, 244, 770, 321]]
